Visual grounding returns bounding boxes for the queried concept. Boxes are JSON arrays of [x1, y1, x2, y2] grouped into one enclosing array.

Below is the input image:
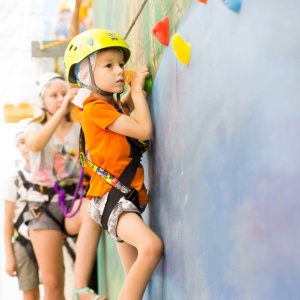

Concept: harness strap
[[79, 128, 142, 231], [79, 128, 141, 195], [15, 202, 29, 232], [101, 149, 141, 230], [15, 234, 36, 261], [14, 171, 36, 261], [17, 170, 31, 190]]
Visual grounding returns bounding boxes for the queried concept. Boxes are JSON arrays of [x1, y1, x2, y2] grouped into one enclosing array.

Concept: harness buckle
[[29, 206, 42, 219], [126, 188, 136, 201], [39, 185, 44, 195], [23, 205, 43, 225]]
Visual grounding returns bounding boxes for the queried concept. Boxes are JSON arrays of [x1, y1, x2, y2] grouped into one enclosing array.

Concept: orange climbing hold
[[152, 17, 169, 46], [198, 0, 207, 3]]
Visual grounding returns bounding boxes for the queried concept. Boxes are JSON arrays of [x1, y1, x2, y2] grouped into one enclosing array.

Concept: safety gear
[[15, 118, 32, 145], [75, 52, 97, 88], [79, 128, 144, 232], [64, 28, 131, 85], [33, 72, 64, 108]]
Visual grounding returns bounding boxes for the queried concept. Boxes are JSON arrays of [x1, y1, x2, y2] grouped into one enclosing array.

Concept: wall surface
[[94, 0, 300, 299]]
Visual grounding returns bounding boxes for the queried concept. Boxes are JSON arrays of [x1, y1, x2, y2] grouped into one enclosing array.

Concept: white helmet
[[33, 72, 65, 108], [15, 118, 32, 145]]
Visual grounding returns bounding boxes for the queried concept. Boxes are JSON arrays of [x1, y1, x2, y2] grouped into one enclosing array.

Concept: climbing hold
[[125, 70, 153, 94], [171, 34, 191, 66], [143, 76, 153, 94], [152, 17, 169, 46], [198, 0, 207, 3], [125, 70, 133, 85], [221, 0, 241, 12]]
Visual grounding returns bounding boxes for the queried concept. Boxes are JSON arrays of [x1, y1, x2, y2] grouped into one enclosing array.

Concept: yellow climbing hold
[[171, 34, 191, 66]]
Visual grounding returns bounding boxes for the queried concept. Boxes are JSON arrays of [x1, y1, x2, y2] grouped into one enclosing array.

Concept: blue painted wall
[[148, 0, 300, 299]]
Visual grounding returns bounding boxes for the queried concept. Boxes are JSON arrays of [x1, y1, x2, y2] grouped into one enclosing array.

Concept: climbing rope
[[124, 0, 149, 40]]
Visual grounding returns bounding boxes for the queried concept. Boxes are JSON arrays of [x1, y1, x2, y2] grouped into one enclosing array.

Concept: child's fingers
[[136, 65, 149, 73], [134, 66, 149, 79]]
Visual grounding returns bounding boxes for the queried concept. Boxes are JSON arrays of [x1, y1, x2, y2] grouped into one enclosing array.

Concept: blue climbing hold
[[221, 0, 241, 12]]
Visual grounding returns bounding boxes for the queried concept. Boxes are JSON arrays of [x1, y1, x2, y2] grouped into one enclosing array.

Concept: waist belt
[[23, 183, 78, 226], [31, 183, 77, 199]]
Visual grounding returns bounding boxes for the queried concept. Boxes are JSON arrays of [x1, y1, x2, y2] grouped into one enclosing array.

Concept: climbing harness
[[13, 173, 36, 261], [79, 127, 148, 231], [15, 170, 81, 260], [20, 171, 82, 232]]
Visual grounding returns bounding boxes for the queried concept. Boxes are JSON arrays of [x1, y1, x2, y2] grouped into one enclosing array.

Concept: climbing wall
[[92, 0, 193, 75], [93, 0, 300, 299]]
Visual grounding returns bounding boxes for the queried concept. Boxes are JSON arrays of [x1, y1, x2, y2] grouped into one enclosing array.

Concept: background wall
[[93, 0, 300, 299]]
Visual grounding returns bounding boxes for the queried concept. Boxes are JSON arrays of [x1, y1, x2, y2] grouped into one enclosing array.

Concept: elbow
[[141, 126, 153, 140], [146, 127, 153, 140]]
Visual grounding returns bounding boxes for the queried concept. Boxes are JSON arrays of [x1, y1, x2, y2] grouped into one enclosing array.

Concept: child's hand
[[60, 88, 80, 115], [131, 65, 149, 93]]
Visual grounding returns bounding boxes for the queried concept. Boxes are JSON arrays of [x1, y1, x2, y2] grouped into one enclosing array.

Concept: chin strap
[[116, 93, 126, 114]]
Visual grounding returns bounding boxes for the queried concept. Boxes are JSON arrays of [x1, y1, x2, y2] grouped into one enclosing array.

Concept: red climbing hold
[[152, 17, 169, 46]]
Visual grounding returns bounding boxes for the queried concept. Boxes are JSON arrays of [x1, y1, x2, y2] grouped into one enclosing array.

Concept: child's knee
[[155, 237, 164, 258], [142, 236, 164, 261]]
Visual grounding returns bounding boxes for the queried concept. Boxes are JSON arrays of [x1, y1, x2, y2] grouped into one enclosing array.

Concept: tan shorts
[[88, 192, 145, 243], [13, 241, 39, 291]]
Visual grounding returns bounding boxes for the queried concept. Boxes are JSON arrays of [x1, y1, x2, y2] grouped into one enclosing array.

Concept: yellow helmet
[[64, 28, 130, 84]]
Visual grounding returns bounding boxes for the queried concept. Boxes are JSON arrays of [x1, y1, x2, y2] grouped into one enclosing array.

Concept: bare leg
[[65, 199, 105, 300], [29, 229, 65, 300], [116, 212, 164, 300], [23, 288, 40, 300], [117, 242, 138, 300]]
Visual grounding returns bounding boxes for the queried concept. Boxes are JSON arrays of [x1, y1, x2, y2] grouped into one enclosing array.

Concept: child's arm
[[69, 0, 82, 38], [108, 65, 152, 140], [26, 88, 79, 152], [4, 201, 17, 277]]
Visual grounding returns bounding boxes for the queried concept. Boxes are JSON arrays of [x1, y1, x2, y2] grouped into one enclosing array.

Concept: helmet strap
[[116, 93, 126, 114]]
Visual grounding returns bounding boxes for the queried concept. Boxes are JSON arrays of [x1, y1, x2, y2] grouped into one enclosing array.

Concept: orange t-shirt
[[81, 97, 148, 204]]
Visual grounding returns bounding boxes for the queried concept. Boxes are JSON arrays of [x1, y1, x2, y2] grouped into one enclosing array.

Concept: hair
[[33, 78, 72, 124], [30, 110, 71, 125]]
